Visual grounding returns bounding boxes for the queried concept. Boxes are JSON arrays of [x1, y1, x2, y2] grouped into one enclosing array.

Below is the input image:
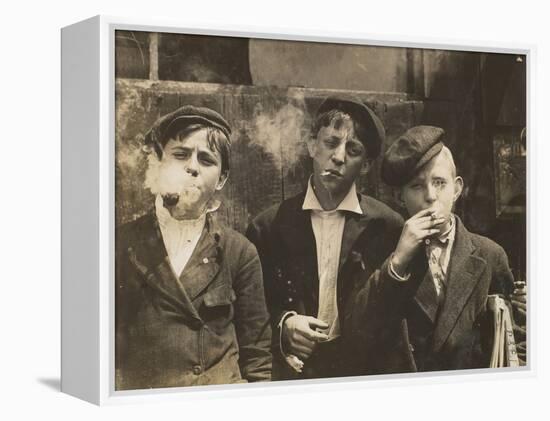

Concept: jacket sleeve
[[232, 240, 273, 382], [345, 218, 425, 375], [246, 217, 288, 353], [491, 245, 525, 365]]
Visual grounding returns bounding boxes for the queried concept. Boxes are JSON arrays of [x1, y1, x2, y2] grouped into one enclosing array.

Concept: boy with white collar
[[116, 106, 272, 389]]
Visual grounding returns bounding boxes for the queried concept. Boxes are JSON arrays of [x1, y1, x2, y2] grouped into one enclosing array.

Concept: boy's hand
[[282, 315, 329, 360], [392, 208, 446, 275]]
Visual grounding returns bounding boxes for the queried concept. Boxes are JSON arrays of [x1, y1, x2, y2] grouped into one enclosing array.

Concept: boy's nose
[[425, 184, 437, 202], [331, 143, 346, 165], [185, 167, 199, 177], [185, 153, 200, 176]]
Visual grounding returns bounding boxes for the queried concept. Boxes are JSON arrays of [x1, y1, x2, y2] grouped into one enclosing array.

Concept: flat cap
[[316, 95, 385, 158], [381, 125, 445, 186], [144, 105, 231, 147]]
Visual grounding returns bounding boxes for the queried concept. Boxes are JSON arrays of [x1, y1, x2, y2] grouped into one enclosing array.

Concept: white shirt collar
[[437, 214, 456, 244], [302, 177, 363, 215]]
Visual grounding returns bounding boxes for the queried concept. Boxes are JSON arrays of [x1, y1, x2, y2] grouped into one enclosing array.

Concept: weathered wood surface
[[115, 79, 422, 233]]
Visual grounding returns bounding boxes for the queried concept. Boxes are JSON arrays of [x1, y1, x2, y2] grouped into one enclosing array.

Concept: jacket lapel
[[432, 217, 487, 352], [277, 193, 319, 305], [413, 270, 440, 325], [178, 216, 222, 301], [339, 213, 366, 272], [338, 194, 384, 273], [126, 213, 203, 324]]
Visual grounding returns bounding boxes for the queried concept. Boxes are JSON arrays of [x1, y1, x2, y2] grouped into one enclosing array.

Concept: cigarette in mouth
[[321, 170, 331, 176], [162, 193, 180, 207]]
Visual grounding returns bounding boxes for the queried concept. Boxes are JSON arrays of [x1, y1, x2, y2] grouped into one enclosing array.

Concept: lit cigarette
[[162, 193, 180, 207]]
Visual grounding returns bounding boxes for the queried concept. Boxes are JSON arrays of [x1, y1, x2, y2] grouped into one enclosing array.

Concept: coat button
[[192, 365, 202, 375], [409, 344, 415, 352], [202, 257, 209, 264]]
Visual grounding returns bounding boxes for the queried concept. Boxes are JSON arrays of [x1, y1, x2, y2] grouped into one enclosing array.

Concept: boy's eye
[[433, 179, 447, 188], [347, 145, 364, 157], [199, 155, 217, 166], [173, 151, 190, 160], [324, 139, 339, 148]]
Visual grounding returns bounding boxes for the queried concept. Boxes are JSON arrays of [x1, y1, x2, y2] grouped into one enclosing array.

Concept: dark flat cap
[[144, 105, 231, 147], [381, 125, 445, 186], [316, 95, 385, 158]]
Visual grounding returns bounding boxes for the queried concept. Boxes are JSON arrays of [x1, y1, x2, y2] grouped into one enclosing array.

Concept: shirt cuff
[[277, 311, 298, 358], [277, 311, 305, 373], [388, 254, 411, 282]]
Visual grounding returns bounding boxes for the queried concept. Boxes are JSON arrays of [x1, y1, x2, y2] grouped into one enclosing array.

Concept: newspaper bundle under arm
[[488, 294, 520, 368]]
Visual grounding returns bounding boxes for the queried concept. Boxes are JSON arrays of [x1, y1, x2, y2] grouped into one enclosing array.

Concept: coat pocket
[[200, 283, 237, 335], [203, 283, 236, 307]]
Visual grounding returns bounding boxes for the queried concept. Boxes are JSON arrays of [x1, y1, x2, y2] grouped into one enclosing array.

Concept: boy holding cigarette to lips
[[115, 105, 272, 390], [350, 125, 517, 373]]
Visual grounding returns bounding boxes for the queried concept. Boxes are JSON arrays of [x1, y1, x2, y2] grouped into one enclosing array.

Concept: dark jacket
[[348, 216, 515, 374], [246, 191, 403, 380], [115, 212, 272, 390]]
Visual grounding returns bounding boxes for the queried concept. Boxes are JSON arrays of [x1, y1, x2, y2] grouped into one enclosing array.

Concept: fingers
[[289, 341, 316, 360], [416, 217, 446, 230], [417, 228, 441, 240], [303, 328, 329, 342], [511, 299, 527, 311], [293, 349, 312, 360], [412, 208, 436, 219], [514, 307, 527, 319], [307, 317, 329, 330]]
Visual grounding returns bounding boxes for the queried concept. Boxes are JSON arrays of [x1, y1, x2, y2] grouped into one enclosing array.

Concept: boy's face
[[149, 128, 227, 219], [400, 151, 463, 223], [308, 116, 368, 197]]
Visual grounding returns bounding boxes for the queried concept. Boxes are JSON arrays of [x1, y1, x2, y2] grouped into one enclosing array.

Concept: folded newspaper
[[487, 295, 520, 368]]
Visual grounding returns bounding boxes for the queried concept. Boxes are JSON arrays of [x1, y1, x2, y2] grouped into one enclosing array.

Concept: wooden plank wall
[[115, 79, 422, 233]]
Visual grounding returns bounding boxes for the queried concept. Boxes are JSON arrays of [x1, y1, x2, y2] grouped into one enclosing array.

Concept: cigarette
[[162, 193, 180, 207]]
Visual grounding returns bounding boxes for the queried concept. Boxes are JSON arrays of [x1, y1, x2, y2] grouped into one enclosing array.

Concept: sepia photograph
[[113, 29, 527, 391]]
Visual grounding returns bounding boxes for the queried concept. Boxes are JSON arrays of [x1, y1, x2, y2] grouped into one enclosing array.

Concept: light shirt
[[424, 215, 456, 296], [302, 179, 363, 340], [155, 195, 206, 278]]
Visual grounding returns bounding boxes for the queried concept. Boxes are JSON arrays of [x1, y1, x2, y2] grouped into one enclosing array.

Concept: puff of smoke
[[251, 100, 307, 170], [143, 154, 204, 215]]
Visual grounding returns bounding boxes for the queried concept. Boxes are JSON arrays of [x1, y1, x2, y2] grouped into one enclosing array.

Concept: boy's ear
[[360, 158, 373, 176], [394, 188, 406, 208], [453, 176, 464, 202], [216, 172, 229, 191]]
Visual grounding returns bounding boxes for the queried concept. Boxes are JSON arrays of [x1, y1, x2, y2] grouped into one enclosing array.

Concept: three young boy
[[116, 103, 521, 390]]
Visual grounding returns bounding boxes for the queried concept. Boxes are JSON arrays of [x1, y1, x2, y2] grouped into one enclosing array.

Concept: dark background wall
[[115, 30, 526, 282]]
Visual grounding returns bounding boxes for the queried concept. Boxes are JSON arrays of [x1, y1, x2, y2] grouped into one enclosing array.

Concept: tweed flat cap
[[316, 95, 386, 158], [144, 105, 231, 148], [381, 125, 445, 186]]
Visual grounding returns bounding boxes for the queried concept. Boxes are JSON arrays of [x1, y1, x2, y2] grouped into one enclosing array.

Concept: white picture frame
[[61, 15, 533, 405]]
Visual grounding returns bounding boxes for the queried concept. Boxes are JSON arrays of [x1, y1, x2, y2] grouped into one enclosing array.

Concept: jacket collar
[[127, 211, 223, 323], [302, 178, 363, 215], [276, 190, 382, 289]]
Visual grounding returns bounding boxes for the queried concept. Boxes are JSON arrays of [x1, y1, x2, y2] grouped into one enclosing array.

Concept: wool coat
[[246, 191, 404, 380], [115, 212, 272, 390], [347, 216, 516, 374]]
